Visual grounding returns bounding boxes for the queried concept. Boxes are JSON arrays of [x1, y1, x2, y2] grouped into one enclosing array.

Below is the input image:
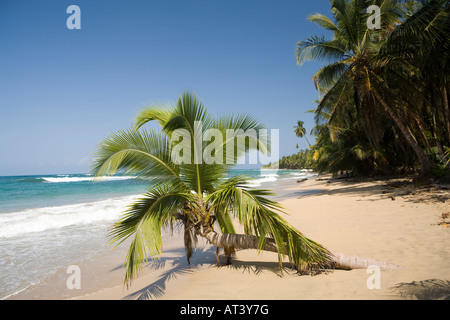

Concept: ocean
[[0, 169, 316, 299]]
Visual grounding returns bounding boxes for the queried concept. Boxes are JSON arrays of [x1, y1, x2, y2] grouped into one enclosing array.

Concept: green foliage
[[292, 0, 450, 178], [264, 149, 316, 170]]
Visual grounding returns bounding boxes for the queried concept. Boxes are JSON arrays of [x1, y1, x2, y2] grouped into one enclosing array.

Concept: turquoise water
[[0, 174, 148, 213], [0, 169, 315, 299]]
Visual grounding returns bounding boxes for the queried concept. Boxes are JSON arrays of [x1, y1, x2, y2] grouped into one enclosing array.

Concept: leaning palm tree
[[92, 91, 398, 286], [91, 92, 335, 285], [294, 120, 311, 147]]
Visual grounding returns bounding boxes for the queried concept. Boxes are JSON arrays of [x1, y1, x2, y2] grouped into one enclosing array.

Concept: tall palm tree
[[294, 120, 311, 146], [383, 0, 450, 168], [91, 91, 334, 285], [295, 0, 448, 178]]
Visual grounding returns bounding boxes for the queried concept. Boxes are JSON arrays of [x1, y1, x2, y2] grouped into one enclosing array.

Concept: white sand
[[13, 177, 450, 300]]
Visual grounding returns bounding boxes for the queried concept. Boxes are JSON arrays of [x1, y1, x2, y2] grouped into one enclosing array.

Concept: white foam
[[42, 176, 133, 183], [247, 173, 279, 187], [0, 195, 139, 239]]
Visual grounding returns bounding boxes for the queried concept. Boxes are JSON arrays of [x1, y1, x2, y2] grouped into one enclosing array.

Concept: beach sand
[[12, 176, 450, 300]]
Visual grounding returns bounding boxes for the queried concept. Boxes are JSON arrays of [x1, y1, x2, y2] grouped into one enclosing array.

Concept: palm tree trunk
[[304, 136, 311, 147], [204, 230, 279, 252], [436, 139, 450, 167], [203, 231, 399, 270], [429, 106, 450, 167], [412, 114, 433, 154], [442, 80, 450, 142], [372, 90, 433, 178]]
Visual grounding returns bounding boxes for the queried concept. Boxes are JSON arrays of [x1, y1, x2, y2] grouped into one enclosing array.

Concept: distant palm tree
[[91, 91, 334, 285], [294, 120, 311, 147]]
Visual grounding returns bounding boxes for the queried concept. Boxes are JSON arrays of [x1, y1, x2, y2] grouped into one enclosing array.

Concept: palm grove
[[91, 0, 448, 285], [274, 0, 449, 180]]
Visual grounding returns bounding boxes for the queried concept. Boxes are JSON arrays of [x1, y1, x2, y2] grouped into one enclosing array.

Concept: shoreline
[[10, 175, 450, 300]]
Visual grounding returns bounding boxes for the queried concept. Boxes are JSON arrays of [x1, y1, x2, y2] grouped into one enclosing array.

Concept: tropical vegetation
[[287, 0, 449, 180], [267, 149, 316, 170]]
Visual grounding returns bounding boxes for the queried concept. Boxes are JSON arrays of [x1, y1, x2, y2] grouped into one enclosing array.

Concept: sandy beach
[[12, 175, 450, 300]]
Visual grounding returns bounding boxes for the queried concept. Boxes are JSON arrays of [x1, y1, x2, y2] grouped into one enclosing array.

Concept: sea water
[[0, 169, 315, 299]]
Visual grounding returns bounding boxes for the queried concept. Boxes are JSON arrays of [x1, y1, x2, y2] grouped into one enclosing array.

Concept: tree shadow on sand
[[284, 177, 450, 205], [392, 279, 450, 300], [120, 247, 301, 299], [121, 247, 217, 300], [217, 257, 300, 277], [283, 180, 391, 201]]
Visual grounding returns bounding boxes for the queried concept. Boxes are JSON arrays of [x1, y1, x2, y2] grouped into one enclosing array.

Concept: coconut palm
[[383, 0, 450, 168], [295, 0, 450, 178], [294, 120, 311, 147], [91, 91, 336, 285], [382, 0, 450, 170]]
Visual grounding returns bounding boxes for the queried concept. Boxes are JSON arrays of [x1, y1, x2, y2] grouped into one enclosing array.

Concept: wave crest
[[42, 176, 133, 183], [0, 195, 138, 238]]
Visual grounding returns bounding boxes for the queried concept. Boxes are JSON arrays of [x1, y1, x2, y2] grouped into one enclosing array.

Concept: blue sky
[[0, 0, 333, 176]]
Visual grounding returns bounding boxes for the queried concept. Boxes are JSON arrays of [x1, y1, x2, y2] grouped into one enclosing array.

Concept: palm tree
[[295, 0, 449, 178], [294, 120, 311, 146], [384, 0, 450, 168], [91, 91, 335, 285]]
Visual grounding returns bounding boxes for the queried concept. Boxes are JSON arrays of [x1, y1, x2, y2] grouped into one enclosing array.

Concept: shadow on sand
[[392, 279, 450, 300], [120, 247, 216, 300], [216, 257, 299, 277], [281, 177, 450, 205], [276, 179, 390, 201], [119, 247, 300, 300]]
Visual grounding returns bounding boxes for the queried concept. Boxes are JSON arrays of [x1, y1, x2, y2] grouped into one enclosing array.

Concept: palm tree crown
[[294, 120, 311, 146]]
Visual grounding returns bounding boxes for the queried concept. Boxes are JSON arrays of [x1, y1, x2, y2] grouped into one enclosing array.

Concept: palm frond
[[206, 177, 333, 272], [135, 103, 174, 130], [308, 13, 340, 33], [315, 72, 354, 124], [91, 128, 181, 185], [312, 60, 350, 90], [381, 0, 450, 55], [164, 92, 214, 134], [214, 113, 269, 163], [296, 35, 348, 66], [109, 183, 191, 286]]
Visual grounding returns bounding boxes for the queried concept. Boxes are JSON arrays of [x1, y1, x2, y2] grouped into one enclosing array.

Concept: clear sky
[[0, 0, 333, 176]]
